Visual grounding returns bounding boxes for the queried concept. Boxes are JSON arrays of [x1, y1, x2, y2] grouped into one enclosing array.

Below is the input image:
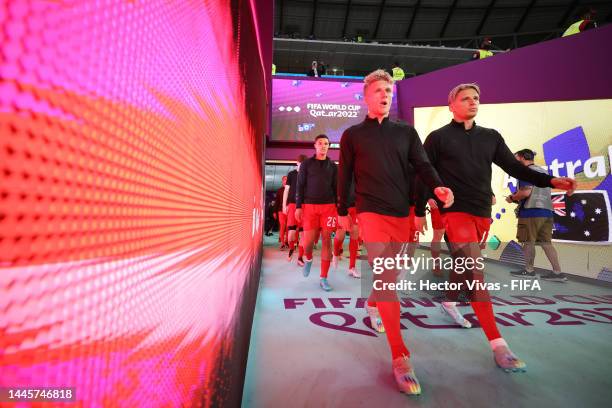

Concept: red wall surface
[[0, 0, 270, 406]]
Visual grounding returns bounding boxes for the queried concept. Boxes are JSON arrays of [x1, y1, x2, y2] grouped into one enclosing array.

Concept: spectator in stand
[[562, 7, 597, 37], [391, 62, 405, 81], [472, 37, 494, 60], [307, 61, 320, 77]]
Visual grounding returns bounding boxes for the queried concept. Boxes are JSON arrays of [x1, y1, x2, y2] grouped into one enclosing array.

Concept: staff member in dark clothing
[[295, 134, 338, 291], [307, 60, 320, 77], [337, 69, 454, 395], [264, 199, 276, 236], [284, 155, 308, 262], [423, 83, 577, 373]]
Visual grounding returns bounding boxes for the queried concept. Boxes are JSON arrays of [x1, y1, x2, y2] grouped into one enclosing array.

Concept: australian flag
[[552, 191, 611, 242]]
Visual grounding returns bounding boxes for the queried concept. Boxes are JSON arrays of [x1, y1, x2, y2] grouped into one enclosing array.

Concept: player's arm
[[408, 130, 443, 189], [409, 130, 453, 207], [296, 162, 307, 210], [282, 183, 289, 213], [493, 134, 575, 194], [418, 132, 439, 205], [337, 130, 354, 217], [413, 176, 428, 217], [332, 161, 338, 204], [295, 164, 308, 222], [337, 130, 354, 230]]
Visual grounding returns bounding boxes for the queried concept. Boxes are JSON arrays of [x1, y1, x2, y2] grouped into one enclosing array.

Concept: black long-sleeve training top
[[296, 156, 338, 208], [409, 173, 428, 217], [423, 120, 555, 218], [347, 181, 356, 209], [285, 169, 298, 204], [338, 116, 444, 217]]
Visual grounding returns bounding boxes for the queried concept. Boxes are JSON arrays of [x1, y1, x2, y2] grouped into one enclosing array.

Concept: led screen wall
[[271, 78, 399, 143], [0, 0, 268, 406]]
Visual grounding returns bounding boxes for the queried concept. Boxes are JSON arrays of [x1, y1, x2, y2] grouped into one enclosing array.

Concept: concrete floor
[[242, 235, 612, 408]]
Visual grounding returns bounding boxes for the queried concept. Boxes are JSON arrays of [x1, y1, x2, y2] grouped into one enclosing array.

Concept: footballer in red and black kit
[[337, 69, 454, 395], [295, 134, 338, 291], [285, 155, 308, 262], [421, 83, 577, 374]]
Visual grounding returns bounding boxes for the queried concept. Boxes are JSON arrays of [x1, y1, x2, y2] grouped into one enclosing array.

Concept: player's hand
[[415, 216, 427, 234], [273, 213, 277, 220], [505, 195, 514, 203], [282, 206, 287, 214], [491, 195, 497, 205], [434, 187, 454, 208], [551, 177, 577, 195], [295, 208, 303, 222], [338, 215, 350, 231], [427, 198, 438, 210]]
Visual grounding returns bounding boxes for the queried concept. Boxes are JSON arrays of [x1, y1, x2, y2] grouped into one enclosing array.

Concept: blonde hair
[[363, 69, 394, 93], [448, 83, 481, 104]]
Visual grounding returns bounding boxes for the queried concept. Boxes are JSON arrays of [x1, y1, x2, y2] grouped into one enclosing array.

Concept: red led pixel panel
[[0, 1, 267, 406]]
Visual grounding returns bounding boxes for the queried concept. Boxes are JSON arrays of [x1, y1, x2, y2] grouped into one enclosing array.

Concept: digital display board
[[271, 78, 399, 143]]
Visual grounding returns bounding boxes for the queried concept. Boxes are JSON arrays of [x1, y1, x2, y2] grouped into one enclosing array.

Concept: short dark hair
[[515, 149, 536, 161], [314, 134, 329, 142], [297, 154, 308, 163]]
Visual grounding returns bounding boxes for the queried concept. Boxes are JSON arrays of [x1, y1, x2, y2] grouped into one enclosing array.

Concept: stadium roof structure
[[273, 0, 611, 75]]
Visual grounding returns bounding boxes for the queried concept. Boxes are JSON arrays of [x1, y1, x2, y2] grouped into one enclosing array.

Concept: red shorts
[[287, 203, 302, 228], [443, 212, 492, 302], [430, 208, 444, 230], [407, 206, 419, 243], [357, 212, 412, 243], [443, 212, 491, 245], [358, 212, 412, 302], [302, 203, 338, 232]]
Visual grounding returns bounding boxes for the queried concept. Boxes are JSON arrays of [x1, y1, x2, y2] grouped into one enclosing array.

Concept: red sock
[[377, 301, 409, 359], [305, 248, 313, 260], [471, 301, 501, 341], [298, 245, 304, 259], [334, 239, 343, 257], [289, 240, 296, 251], [320, 259, 331, 278], [349, 239, 358, 268]]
